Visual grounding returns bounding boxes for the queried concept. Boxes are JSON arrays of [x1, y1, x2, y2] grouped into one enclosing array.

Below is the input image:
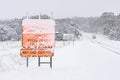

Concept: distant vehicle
[[92, 35, 96, 39]]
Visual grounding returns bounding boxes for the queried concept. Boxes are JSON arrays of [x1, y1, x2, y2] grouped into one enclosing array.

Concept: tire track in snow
[[84, 35, 120, 55]]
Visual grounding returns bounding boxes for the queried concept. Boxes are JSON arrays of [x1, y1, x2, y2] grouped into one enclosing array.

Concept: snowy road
[[0, 34, 120, 80]]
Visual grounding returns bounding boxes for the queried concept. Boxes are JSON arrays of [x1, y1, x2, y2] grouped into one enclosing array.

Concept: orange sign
[[20, 49, 54, 57], [20, 19, 55, 57]]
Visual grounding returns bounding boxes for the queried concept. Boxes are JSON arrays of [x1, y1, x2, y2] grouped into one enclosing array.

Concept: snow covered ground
[[0, 33, 120, 80]]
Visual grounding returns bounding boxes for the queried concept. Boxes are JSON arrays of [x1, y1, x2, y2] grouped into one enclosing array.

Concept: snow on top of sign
[[23, 28, 55, 34], [22, 19, 55, 34], [22, 19, 55, 27]]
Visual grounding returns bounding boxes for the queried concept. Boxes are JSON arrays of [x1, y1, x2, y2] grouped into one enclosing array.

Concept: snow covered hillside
[[0, 33, 120, 80]]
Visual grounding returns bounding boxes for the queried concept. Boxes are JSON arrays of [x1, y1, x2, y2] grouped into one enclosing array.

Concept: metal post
[[38, 57, 40, 66], [26, 12, 29, 19], [73, 40, 74, 46], [50, 57, 52, 68], [39, 12, 41, 19], [68, 40, 70, 46], [51, 12, 53, 19], [26, 57, 29, 67], [63, 40, 65, 46]]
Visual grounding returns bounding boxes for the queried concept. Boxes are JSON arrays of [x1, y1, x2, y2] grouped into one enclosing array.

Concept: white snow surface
[[0, 33, 120, 80]]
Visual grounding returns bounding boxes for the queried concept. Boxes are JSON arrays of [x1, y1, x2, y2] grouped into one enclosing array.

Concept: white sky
[[0, 0, 120, 19]]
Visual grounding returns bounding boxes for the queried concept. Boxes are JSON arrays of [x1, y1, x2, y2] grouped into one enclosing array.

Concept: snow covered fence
[[63, 34, 75, 46]]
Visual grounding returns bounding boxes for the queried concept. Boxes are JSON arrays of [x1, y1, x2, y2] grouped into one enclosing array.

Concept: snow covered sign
[[20, 19, 55, 57]]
